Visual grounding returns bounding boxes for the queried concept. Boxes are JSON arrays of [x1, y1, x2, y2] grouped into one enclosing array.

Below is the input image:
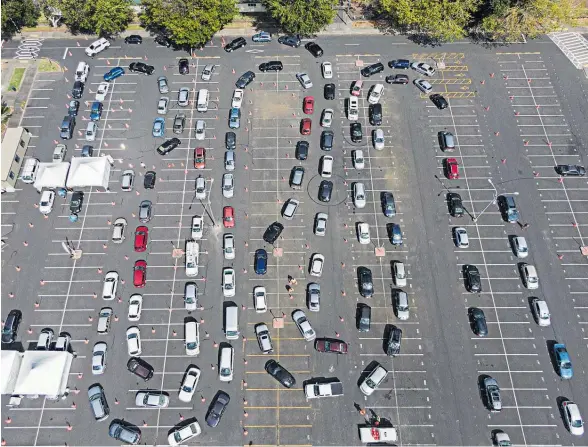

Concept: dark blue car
[[104, 67, 125, 82], [254, 249, 267, 275], [554, 343, 573, 379], [90, 102, 103, 121]]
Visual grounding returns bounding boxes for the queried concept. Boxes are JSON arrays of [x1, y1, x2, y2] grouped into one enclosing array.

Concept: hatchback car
[[152, 117, 165, 137], [520, 263, 539, 289], [259, 61, 283, 72], [129, 62, 154, 75], [348, 96, 359, 120], [225, 131, 237, 150], [143, 171, 156, 189], [322, 61, 333, 78], [265, 360, 296, 387], [324, 83, 336, 100], [104, 67, 124, 82], [318, 180, 333, 202], [393, 261, 407, 287], [128, 294, 142, 321], [358, 266, 373, 297], [562, 401, 584, 436], [235, 71, 255, 88], [350, 122, 363, 142], [157, 76, 169, 94], [133, 226, 148, 252], [90, 102, 103, 121], [357, 222, 371, 244], [92, 342, 107, 375], [305, 41, 323, 57], [225, 36, 247, 52], [195, 176, 206, 200], [254, 249, 268, 274], [139, 200, 152, 223], [109, 421, 141, 444], [222, 267, 236, 297], [469, 307, 488, 336], [439, 131, 455, 151], [320, 108, 333, 127], [178, 58, 189, 75], [303, 96, 314, 114], [2, 310, 21, 344], [278, 35, 301, 47], [292, 310, 316, 341], [263, 222, 284, 244], [445, 158, 459, 179], [309, 253, 325, 277], [361, 62, 385, 77], [194, 147, 205, 169], [414, 78, 433, 94], [157, 137, 180, 155], [289, 166, 304, 189], [206, 392, 230, 428], [88, 384, 109, 421], [511, 236, 528, 258], [368, 84, 384, 104], [255, 323, 273, 353], [454, 227, 469, 248], [223, 206, 235, 228], [464, 264, 481, 292], [184, 282, 198, 311], [296, 72, 313, 89], [411, 62, 436, 76], [431, 94, 448, 109], [358, 304, 371, 332], [133, 260, 147, 288], [252, 31, 272, 42], [386, 74, 409, 84], [201, 64, 214, 81]]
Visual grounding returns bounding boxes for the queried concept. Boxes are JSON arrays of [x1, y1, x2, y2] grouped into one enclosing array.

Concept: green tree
[[1, 0, 40, 37], [140, 0, 238, 49], [263, 0, 337, 36], [379, 0, 480, 42], [39, 0, 96, 33], [93, 0, 134, 36], [480, 0, 574, 41]]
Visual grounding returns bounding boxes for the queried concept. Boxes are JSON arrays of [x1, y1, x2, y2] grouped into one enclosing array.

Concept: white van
[[196, 89, 209, 112], [20, 158, 39, 183], [185, 240, 199, 277], [320, 156, 333, 178], [185, 321, 200, 356], [75, 62, 90, 82], [218, 346, 234, 382], [85, 38, 110, 57], [224, 305, 239, 340]]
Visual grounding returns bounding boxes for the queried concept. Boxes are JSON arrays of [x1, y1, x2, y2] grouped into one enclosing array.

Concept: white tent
[[66, 156, 111, 190], [13, 351, 73, 397], [33, 162, 70, 192], [0, 350, 24, 395]]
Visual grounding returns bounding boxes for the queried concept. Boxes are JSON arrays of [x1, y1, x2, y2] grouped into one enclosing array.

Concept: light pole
[[473, 179, 518, 222]]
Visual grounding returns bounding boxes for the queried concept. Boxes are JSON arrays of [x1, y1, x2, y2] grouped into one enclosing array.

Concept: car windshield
[[571, 418, 582, 427], [187, 341, 197, 349], [365, 378, 376, 389], [220, 367, 231, 376], [561, 361, 572, 369]]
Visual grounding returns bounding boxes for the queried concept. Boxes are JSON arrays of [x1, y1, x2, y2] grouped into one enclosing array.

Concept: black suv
[[225, 37, 247, 52], [178, 58, 189, 75], [263, 222, 284, 244], [144, 171, 156, 189], [305, 42, 323, 57], [2, 309, 22, 344], [129, 62, 154, 75], [127, 357, 154, 381], [259, 61, 283, 72], [157, 137, 181, 155], [320, 130, 334, 151], [361, 62, 384, 77], [206, 391, 230, 427], [464, 264, 482, 292], [358, 266, 374, 298], [324, 83, 335, 100], [236, 71, 256, 88], [278, 35, 301, 48], [72, 81, 84, 99], [498, 195, 519, 222], [448, 192, 464, 217], [318, 180, 333, 202], [430, 94, 448, 110], [469, 307, 488, 336], [265, 360, 296, 388], [350, 123, 363, 143], [70, 191, 84, 214], [296, 141, 309, 160], [369, 103, 382, 125], [155, 35, 172, 47], [124, 35, 142, 44], [226, 132, 236, 150], [388, 59, 410, 69], [381, 192, 396, 217]]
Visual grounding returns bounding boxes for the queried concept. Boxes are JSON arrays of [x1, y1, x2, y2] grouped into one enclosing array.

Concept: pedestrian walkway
[[1, 60, 38, 128], [547, 32, 588, 69]]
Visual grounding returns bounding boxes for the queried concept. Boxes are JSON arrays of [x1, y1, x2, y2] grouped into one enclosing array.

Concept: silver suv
[[88, 384, 109, 421]]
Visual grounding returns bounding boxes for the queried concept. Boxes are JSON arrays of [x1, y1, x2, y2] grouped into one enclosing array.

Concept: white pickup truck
[[304, 379, 343, 399]]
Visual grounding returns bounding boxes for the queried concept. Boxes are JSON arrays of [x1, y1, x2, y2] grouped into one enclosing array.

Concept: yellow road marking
[[420, 91, 475, 99], [412, 52, 464, 60], [429, 79, 471, 85], [440, 65, 469, 71]]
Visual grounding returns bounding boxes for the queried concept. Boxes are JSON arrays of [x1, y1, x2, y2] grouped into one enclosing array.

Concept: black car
[[126, 357, 154, 380], [358, 266, 374, 298], [469, 307, 488, 337], [124, 35, 142, 44], [265, 360, 296, 388], [259, 61, 283, 72], [129, 62, 154, 75], [430, 94, 448, 110], [179, 58, 189, 75], [254, 249, 268, 275], [225, 37, 247, 52], [386, 74, 409, 84], [388, 59, 410, 69], [324, 83, 335, 100], [155, 35, 172, 47], [320, 130, 334, 151], [296, 141, 309, 160], [305, 42, 323, 57], [318, 180, 333, 202], [497, 195, 519, 223], [236, 71, 256, 89], [156, 137, 181, 155], [81, 145, 93, 157], [72, 81, 84, 99], [386, 326, 402, 356], [2, 309, 22, 344], [70, 191, 84, 214], [381, 192, 396, 217], [68, 100, 80, 117], [350, 122, 363, 143], [206, 391, 230, 427], [263, 222, 284, 244], [225, 132, 236, 150], [448, 192, 464, 217], [360, 62, 384, 78], [464, 264, 482, 292], [357, 304, 371, 332], [278, 35, 301, 48], [144, 171, 156, 189], [369, 103, 382, 125], [556, 164, 586, 176]]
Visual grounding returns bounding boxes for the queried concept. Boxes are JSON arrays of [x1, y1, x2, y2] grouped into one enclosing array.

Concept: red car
[[300, 118, 311, 136], [446, 158, 459, 179], [315, 338, 348, 354], [303, 96, 314, 114], [223, 206, 235, 228], [134, 226, 148, 252], [194, 147, 205, 169], [133, 260, 147, 288]]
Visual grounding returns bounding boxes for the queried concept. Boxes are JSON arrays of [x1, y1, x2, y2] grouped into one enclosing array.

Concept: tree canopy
[[263, 0, 338, 36], [1, 0, 40, 37]]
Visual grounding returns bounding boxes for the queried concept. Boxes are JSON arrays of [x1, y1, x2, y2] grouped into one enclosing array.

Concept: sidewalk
[[1, 60, 38, 130]]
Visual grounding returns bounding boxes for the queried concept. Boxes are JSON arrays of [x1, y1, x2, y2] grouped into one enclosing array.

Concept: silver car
[[307, 283, 320, 312], [314, 212, 328, 236], [178, 87, 189, 106], [157, 76, 169, 94], [222, 173, 234, 198], [296, 72, 313, 89], [92, 342, 107, 375], [414, 79, 432, 94], [135, 391, 169, 408], [157, 97, 169, 114], [292, 310, 316, 341], [139, 200, 152, 223], [201, 64, 214, 81], [373, 129, 385, 150], [411, 62, 436, 76]]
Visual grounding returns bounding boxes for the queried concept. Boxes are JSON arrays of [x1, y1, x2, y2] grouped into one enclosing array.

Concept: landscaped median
[[7, 68, 26, 91]]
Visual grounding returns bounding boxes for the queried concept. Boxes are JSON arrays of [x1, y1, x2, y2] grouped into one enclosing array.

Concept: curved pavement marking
[[14, 38, 44, 60]]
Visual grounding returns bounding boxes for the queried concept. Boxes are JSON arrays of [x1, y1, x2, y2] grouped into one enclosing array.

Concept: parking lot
[[2, 36, 588, 446]]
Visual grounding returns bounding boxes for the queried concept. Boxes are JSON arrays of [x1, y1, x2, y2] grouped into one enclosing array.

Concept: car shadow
[[477, 374, 492, 410], [546, 340, 559, 376]]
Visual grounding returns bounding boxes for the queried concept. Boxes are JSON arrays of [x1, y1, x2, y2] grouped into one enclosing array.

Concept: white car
[[373, 129, 385, 150], [531, 298, 550, 327], [191, 215, 203, 239], [195, 176, 206, 200], [357, 222, 371, 245], [222, 267, 236, 297], [296, 72, 313, 89], [36, 328, 54, 350], [314, 212, 328, 236], [223, 233, 235, 260], [254, 286, 267, 313], [393, 262, 407, 287], [85, 122, 97, 141], [222, 173, 234, 198], [309, 253, 325, 277], [178, 366, 201, 402], [360, 363, 388, 396], [411, 62, 436, 76], [321, 108, 333, 127], [53, 144, 67, 162], [348, 97, 359, 121], [521, 263, 539, 289], [201, 64, 215, 81], [414, 79, 433, 94], [128, 294, 142, 321], [368, 84, 384, 104], [168, 421, 202, 446], [454, 227, 469, 248], [95, 82, 109, 101], [112, 217, 127, 243], [321, 61, 333, 79], [102, 271, 119, 300], [292, 310, 316, 341], [85, 37, 110, 57], [91, 342, 107, 375], [562, 401, 584, 436], [157, 97, 169, 114], [353, 150, 365, 169], [195, 120, 206, 140], [126, 326, 141, 356], [39, 190, 55, 215], [232, 89, 244, 108], [135, 391, 169, 408], [120, 169, 135, 191], [353, 182, 367, 208], [511, 236, 528, 258]]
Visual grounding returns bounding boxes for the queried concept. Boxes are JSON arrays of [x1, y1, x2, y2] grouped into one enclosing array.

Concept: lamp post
[[473, 179, 518, 222]]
